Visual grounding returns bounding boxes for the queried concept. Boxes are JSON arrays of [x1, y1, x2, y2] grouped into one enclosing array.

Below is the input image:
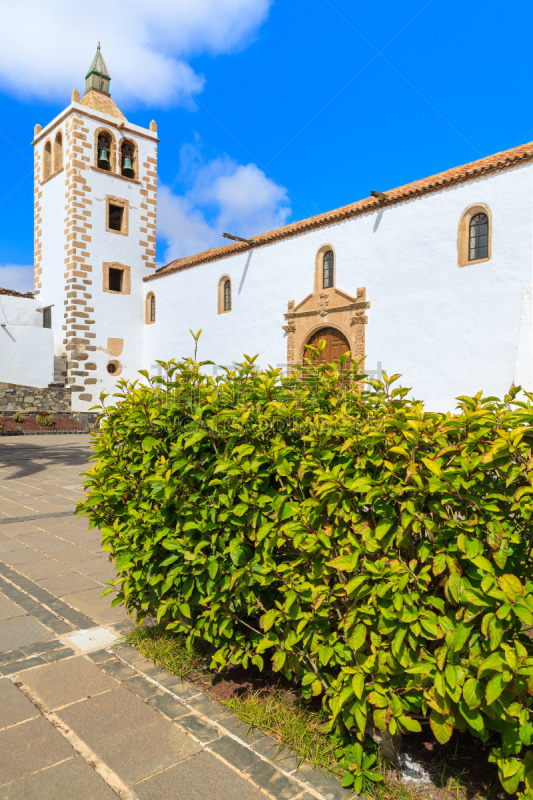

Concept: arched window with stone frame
[[145, 292, 156, 324], [218, 275, 232, 314], [314, 244, 336, 292], [53, 130, 63, 174], [457, 203, 492, 266], [323, 250, 334, 288]]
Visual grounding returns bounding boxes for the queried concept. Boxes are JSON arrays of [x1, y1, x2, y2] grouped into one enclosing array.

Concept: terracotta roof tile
[[145, 139, 533, 283], [80, 89, 126, 121], [0, 287, 34, 298]]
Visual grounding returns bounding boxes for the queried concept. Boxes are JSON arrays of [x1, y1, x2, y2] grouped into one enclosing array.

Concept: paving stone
[[136, 662, 173, 681], [19, 654, 117, 708], [0, 678, 40, 727], [109, 643, 142, 663], [73, 558, 114, 576], [216, 713, 266, 743], [60, 588, 127, 624], [0, 656, 46, 675], [0, 716, 74, 786], [177, 713, 221, 743], [0, 548, 44, 565], [90, 570, 119, 584], [37, 573, 100, 596], [0, 756, 118, 800], [292, 764, 352, 800], [209, 735, 263, 771], [86, 649, 115, 664], [188, 692, 234, 721], [99, 658, 138, 681], [0, 594, 25, 621], [59, 686, 202, 785], [0, 616, 54, 651], [15, 559, 74, 581], [244, 759, 301, 799], [159, 676, 203, 699], [19, 639, 62, 658], [42, 647, 76, 663], [251, 737, 300, 772], [0, 649, 23, 665], [122, 675, 163, 700], [146, 692, 190, 718], [133, 751, 267, 800]]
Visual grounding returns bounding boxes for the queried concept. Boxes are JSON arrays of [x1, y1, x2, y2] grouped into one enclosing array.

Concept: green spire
[[85, 43, 111, 96]]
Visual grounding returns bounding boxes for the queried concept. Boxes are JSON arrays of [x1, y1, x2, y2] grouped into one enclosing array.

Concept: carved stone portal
[[283, 286, 370, 371]]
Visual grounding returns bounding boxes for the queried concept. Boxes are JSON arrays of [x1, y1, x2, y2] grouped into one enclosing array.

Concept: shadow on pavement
[[0, 438, 93, 480]]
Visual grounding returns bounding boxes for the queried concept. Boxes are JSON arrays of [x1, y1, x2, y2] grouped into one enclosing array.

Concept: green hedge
[[78, 349, 533, 797]]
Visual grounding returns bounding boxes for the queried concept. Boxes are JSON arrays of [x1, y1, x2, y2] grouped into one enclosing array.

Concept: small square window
[[108, 268, 123, 292], [108, 204, 123, 232]]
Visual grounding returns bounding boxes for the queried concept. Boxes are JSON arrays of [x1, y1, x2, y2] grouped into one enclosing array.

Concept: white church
[[1, 46, 532, 413]]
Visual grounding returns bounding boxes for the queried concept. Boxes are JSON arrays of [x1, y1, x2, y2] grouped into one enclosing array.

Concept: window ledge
[[90, 166, 141, 184], [459, 256, 491, 268], [40, 167, 64, 186]]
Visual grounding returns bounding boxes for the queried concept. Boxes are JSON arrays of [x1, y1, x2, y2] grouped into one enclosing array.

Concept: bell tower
[[32, 46, 159, 412]]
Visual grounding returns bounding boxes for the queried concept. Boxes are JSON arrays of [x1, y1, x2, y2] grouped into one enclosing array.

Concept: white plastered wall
[[143, 163, 533, 412], [0, 296, 53, 387]]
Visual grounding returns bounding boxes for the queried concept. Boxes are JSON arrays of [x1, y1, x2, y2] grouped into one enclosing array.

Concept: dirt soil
[[1, 416, 85, 433]]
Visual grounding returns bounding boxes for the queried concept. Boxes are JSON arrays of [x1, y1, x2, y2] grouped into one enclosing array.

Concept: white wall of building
[[143, 163, 533, 412], [0, 295, 53, 387]]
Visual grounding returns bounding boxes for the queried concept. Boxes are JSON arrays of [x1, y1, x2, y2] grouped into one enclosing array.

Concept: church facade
[[15, 48, 533, 412]]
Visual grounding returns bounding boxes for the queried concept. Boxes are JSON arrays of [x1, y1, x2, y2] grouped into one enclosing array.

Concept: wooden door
[[305, 327, 351, 365]]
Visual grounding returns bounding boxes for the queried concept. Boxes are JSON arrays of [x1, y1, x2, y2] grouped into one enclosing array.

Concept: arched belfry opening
[[43, 140, 52, 180], [97, 131, 112, 171], [53, 131, 63, 173], [120, 139, 136, 179]]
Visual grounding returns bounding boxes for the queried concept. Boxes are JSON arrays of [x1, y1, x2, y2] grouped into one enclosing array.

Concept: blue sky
[[0, 0, 531, 291]]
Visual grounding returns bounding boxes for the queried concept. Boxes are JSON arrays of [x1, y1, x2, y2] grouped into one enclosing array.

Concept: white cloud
[[0, 264, 34, 294], [157, 144, 291, 264], [0, 0, 271, 107]]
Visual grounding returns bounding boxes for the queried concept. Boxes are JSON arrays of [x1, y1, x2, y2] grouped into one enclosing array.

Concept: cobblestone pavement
[[0, 436, 350, 800]]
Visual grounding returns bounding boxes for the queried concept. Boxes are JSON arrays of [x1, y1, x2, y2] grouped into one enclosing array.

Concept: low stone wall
[[0, 382, 71, 415]]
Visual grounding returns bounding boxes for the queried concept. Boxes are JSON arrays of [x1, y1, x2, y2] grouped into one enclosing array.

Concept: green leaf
[[261, 610, 277, 632], [430, 711, 453, 744], [463, 678, 483, 709], [498, 574, 524, 602], [348, 623, 367, 651], [459, 701, 484, 733], [486, 673, 506, 705], [352, 673, 365, 699], [272, 651, 286, 672], [399, 715, 422, 733], [179, 602, 191, 618]]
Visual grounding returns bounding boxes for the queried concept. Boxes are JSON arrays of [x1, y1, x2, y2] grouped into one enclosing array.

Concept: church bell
[[122, 154, 134, 178], [98, 148, 110, 168]]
